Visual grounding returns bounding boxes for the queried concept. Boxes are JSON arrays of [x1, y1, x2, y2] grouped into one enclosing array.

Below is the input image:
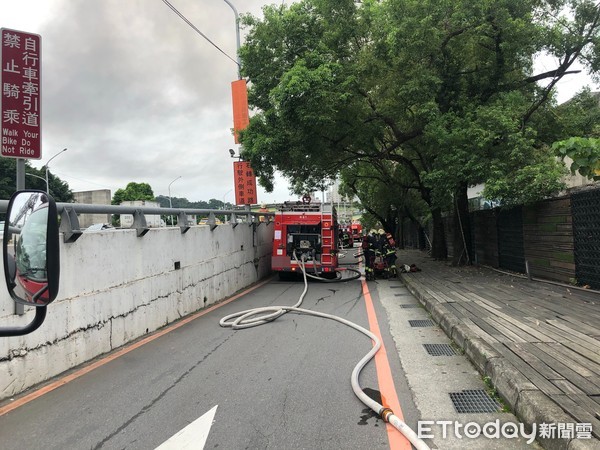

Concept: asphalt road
[[0, 265, 420, 449]]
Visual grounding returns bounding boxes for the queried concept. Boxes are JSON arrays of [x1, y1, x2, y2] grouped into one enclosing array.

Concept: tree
[[0, 157, 73, 202], [239, 0, 600, 261], [112, 182, 155, 205], [553, 137, 600, 180], [340, 160, 430, 246], [111, 182, 155, 227]]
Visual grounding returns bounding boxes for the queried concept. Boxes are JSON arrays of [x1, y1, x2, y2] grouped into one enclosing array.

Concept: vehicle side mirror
[[3, 190, 59, 306]]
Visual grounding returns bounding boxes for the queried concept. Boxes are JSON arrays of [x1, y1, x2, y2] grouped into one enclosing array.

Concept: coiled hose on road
[[219, 254, 430, 450]]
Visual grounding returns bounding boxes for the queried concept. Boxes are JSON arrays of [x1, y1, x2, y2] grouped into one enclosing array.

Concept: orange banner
[[233, 160, 257, 205], [231, 79, 249, 144]]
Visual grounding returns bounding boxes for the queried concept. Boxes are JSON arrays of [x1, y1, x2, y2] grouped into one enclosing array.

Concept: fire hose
[[219, 253, 430, 450]]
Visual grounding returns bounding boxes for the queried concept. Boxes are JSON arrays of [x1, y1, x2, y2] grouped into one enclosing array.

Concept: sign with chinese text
[[231, 79, 249, 144], [233, 160, 257, 205], [1, 28, 41, 159]]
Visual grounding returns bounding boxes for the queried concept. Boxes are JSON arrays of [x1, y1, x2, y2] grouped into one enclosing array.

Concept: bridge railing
[[0, 199, 276, 241]]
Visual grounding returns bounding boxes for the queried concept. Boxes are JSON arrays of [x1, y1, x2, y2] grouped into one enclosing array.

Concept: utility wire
[[160, 0, 239, 67]]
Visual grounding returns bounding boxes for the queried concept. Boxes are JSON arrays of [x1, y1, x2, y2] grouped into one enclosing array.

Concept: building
[[73, 190, 112, 228], [119, 200, 165, 228]]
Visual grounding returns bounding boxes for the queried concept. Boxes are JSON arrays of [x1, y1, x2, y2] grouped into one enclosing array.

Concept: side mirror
[[3, 190, 59, 306]]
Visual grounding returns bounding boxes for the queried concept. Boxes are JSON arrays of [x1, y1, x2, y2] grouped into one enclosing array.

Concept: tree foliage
[[0, 158, 73, 202], [239, 0, 600, 259], [553, 137, 600, 180], [112, 182, 155, 205], [154, 195, 231, 210]]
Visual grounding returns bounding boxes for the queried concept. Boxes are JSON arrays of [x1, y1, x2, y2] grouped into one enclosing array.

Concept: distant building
[[73, 190, 111, 228], [119, 200, 165, 228], [326, 181, 360, 225]]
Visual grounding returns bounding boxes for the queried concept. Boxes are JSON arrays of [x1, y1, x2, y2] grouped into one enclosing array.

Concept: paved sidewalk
[[396, 249, 600, 450]]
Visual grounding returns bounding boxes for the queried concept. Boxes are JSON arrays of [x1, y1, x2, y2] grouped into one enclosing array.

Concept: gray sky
[[1, 0, 295, 204], [1, 0, 597, 204]]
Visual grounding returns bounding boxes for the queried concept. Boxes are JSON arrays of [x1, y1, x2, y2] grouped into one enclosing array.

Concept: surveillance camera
[[229, 149, 235, 156]]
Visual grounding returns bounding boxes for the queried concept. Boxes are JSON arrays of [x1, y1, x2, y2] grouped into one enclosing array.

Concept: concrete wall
[[0, 222, 274, 401]]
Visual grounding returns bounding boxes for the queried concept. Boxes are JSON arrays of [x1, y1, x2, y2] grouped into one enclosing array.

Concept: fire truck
[[350, 222, 363, 241], [271, 200, 339, 279]]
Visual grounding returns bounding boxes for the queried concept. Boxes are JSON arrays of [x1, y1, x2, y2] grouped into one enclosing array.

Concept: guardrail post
[[178, 212, 190, 234], [132, 210, 149, 237], [230, 212, 239, 228], [208, 212, 218, 231], [60, 207, 83, 243]]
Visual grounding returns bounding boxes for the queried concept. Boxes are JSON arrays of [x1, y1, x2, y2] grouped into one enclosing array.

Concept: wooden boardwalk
[[397, 249, 600, 449]]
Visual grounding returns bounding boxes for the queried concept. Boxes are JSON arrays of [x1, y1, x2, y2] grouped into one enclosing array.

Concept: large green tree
[[112, 182, 155, 205], [239, 0, 600, 260]]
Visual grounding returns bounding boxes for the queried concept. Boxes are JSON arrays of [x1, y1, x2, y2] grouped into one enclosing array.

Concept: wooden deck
[[397, 249, 600, 445]]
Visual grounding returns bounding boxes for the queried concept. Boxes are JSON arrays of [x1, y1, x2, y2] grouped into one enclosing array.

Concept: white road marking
[[155, 405, 218, 450]]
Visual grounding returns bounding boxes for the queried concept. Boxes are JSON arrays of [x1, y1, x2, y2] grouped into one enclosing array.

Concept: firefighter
[[384, 231, 397, 277], [362, 230, 378, 280], [343, 228, 350, 247], [378, 229, 397, 278]]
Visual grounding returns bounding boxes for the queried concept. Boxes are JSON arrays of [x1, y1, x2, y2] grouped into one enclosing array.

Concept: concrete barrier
[[0, 222, 274, 401]]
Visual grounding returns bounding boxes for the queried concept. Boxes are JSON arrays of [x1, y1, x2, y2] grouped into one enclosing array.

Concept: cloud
[[2, 0, 294, 203]]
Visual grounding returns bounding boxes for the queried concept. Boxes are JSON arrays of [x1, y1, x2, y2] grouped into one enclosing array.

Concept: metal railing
[[0, 200, 275, 243]]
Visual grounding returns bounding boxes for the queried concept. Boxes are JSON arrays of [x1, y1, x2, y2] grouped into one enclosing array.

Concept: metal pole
[[168, 176, 182, 226], [44, 148, 68, 194], [222, 0, 241, 80], [15, 158, 25, 315]]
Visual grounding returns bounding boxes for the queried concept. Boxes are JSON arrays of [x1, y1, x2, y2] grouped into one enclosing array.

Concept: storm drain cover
[[450, 390, 501, 413], [390, 285, 403, 289], [409, 319, 436, 327], [399, 304, 421, 309], [423, 343, 457, 356]]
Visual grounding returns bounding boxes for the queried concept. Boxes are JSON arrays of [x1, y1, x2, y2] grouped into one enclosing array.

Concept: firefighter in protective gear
[[362, 230, 378, 280], [378, 229, 397, 278]]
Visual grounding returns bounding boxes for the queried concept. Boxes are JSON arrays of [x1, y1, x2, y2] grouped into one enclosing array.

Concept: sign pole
[[14, 158, 25, 315]]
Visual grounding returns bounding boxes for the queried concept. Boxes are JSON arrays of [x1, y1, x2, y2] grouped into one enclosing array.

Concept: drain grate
[[389, 285, 403, 289], [399, 304, 420, 309], [423, 343, 457, 356], [449, 390, 501, 413], [409, 319, 435, 328]]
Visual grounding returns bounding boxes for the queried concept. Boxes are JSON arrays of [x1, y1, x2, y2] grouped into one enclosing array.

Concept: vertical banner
[[231, 79, 249, 144], [234, 160, 257, 205], [1, 28, 41, 159]]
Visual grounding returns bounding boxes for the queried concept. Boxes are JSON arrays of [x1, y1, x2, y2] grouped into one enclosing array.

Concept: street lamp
[[43, 148, 67, 194], [229, 148, 242, 160], [222, 0, 241, 80], [25, 172, 47, 190], [168, 176, 182, 225]]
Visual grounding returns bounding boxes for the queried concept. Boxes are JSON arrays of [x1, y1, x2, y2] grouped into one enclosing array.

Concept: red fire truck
[[350, 222, 363, 241], [271, 200, 339, 279]]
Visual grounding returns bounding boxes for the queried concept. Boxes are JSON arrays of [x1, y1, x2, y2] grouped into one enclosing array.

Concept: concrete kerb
[[399, 273, 600, 449], [515, 390, 595, 450], [568, 436, 600, 450], [485, 357, 537, 408]]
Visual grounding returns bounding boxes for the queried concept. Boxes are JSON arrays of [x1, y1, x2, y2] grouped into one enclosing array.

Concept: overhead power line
[[160, 0, 239, 67]]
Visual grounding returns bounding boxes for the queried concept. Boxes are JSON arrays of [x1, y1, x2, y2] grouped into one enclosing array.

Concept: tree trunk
[[430, 207, 447, 260], [397, 217, 404, 249], [452, 182, 472, 266]]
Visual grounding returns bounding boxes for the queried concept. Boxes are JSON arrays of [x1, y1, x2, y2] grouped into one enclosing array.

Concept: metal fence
[[571, 189, 600, 288], [0, 200, 275, 243]]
